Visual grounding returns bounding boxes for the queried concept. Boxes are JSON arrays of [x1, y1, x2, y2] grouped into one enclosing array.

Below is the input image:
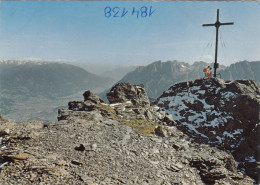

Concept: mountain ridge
[[220, 60, 260, 82], [0, 61, 113, 97]]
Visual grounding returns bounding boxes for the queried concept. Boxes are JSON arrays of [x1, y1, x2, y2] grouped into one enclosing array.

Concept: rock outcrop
[[61, 83, 175, 136], [157, 78, 260, 182], [0, 82, 255, 184], [83, 90, 104, 104], [107, 83, 150, 107]]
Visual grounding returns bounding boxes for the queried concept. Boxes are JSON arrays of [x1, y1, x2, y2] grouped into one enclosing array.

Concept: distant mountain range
[[115, 60, 260, 99], [0, 60, 114, 122], [220, 60, 260, 82]]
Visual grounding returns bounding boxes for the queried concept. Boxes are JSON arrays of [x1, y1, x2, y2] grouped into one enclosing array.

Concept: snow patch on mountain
[[158, 83, 238, 139]]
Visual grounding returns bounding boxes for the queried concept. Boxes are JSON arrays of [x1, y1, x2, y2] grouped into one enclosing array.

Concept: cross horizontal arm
[[220, 22, 234, 26], [202, 24, 216, 26]]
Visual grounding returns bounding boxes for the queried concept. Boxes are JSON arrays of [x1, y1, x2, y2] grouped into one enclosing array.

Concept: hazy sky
[[0, 1, 259, 66]]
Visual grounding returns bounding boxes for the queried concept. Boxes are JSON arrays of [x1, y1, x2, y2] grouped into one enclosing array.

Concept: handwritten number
[[112, 7, 120, 18], [121, 8, 128, 18], [149, 6, 156, 17], [141, 6, 147, 18], [104, 7, 111, 18], [132, 7, 139, 18], [105, 6, 155, 18]]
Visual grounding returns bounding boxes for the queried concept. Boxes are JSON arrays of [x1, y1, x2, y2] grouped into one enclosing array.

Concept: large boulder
[[67, 91, 105, 112], [106, 83, 150, 107], [83, 90, 104, 104]]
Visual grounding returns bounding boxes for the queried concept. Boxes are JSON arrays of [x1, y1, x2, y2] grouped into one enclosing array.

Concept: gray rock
[[107, 83, 150, 107], [79, 174, 95, 184], [83, 90, 104, 104], [155, 125, 168, 137], [163, 113, 174, 124], [74, 143, 97, 152], [145, 110, 153, 120]]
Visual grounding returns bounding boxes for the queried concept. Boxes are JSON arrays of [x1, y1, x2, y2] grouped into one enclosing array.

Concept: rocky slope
[[0, 83, 255, 184], [157, 78, 260, 182]]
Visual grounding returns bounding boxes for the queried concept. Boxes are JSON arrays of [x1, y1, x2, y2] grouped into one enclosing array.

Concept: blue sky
[[0, 1, 259, 66]]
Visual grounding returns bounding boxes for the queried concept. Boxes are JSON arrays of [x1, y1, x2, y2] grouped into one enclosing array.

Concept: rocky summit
[[0, 82, 256, 184], [157, 78, 260, 182]]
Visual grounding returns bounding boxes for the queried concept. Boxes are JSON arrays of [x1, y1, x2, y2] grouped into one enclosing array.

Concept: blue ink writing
[[132, 7, 139, 18], [121, 8, 128, 18], [104, 7, 111, 18], [112, 7, 120, 18], [140, 6, 147, 18], [104, 6, 155, 18], [149, 6, 156, 17]]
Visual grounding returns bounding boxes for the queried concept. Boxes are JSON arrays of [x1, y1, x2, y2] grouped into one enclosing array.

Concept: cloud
[[196, 55, 214, 62]]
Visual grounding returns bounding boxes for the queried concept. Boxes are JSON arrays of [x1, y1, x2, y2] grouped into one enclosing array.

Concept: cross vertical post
[[202, 9, 234, 77]]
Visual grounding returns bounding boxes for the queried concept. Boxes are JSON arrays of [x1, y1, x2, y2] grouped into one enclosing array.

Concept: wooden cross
[[202, 9, 234, 77]]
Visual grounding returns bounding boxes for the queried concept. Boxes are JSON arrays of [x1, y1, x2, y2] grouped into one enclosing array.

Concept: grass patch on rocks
[[121, 119, 158, 136]]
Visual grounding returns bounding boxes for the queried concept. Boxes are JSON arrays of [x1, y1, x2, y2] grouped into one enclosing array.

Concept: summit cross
[[202, 9, 234, 77]]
